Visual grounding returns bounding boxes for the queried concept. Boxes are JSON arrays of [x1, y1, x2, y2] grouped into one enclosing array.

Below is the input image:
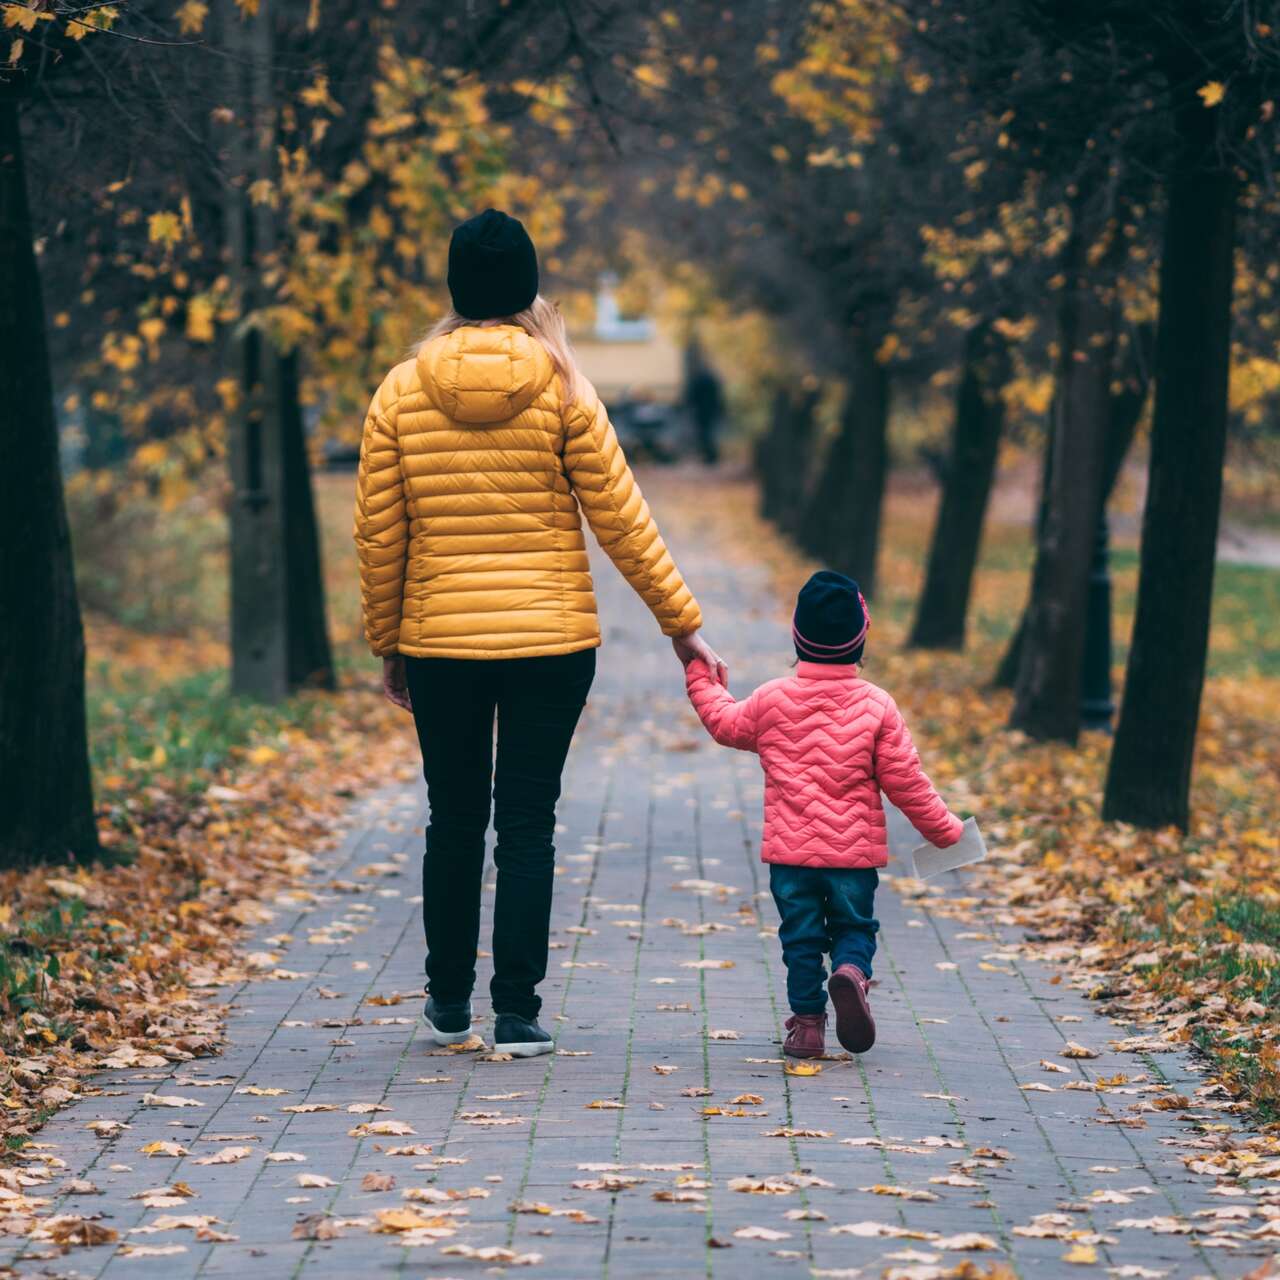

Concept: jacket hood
[[417, 323, 556, 425]]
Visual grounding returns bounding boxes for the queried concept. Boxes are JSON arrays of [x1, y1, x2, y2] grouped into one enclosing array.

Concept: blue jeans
[[769, 865, 879, 1015]]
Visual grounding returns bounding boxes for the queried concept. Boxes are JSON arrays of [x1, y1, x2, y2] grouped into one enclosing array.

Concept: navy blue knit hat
[[792, 570, 869, 665], [447, 209, 539, 320]]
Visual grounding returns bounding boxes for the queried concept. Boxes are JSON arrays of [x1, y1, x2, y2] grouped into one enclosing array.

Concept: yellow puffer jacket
[[354, 324, 702, 659]]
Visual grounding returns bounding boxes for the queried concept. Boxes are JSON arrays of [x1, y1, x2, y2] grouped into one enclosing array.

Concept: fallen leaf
[[1061, 1041, 1100, 1060], [292, 1214, 342, 1240], [860, 1184, 938, 1202], [734, 1225, 791, 1241], [783, 1061, 822, 1077], [193, 1146, 253, 1165], [349, 1120, 416, 1137], [1063, 1242, 1099, 1264]]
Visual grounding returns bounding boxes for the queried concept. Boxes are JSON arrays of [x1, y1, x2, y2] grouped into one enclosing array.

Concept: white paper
[[907, 817, 987, 881], [881, 795, 922, 861]]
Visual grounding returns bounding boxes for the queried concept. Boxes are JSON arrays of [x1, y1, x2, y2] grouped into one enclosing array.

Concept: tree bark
[[991, 413, 1054, 689], [1009, 191, 1117, 742], [776, 386, 820, 538], [224, 0, 333, 699], [281, 350, 335, 690], [908, 323, 1009, 650], [799, 335, 890, 598], [0, 97, 99, 868], [224, 0, 288, 699], [994, 321, 1151, 690], [755, 385, 790, 522], [1103, 118, 1236, 830]]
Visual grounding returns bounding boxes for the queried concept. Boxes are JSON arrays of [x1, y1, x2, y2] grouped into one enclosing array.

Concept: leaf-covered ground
[[5, 460, 1278, 1152], [701, 465, 1280, 1126], [1, 475, 419, 1144]]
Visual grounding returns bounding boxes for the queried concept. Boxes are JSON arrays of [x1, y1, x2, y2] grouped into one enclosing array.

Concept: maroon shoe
[[828, 965, 876, 1053], [783, 1012, 827, 1058]]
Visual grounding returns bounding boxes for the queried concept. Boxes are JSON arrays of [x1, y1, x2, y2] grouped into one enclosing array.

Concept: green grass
[[870, 507, 1280, 681], [0, 899, 90, 1035], [1130, 892, 1280, 1124], [87, 663, 333, 799], [1110, 551, 1280, 680]]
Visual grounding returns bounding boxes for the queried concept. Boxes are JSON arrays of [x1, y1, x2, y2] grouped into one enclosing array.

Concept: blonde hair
[[418, 294, 580, 403]]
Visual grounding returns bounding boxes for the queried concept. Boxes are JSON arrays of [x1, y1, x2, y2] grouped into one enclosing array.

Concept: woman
[[354, 209, 725, 1057]]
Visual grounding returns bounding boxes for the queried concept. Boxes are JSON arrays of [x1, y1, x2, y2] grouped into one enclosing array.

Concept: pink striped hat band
[[791, 591, 870, 660]]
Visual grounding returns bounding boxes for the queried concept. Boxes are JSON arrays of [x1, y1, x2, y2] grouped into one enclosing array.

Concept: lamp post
[[1080, 508, 1115, 731]]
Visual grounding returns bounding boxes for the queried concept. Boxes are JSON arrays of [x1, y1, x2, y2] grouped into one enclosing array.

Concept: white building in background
[[569, 273, 683, 404]]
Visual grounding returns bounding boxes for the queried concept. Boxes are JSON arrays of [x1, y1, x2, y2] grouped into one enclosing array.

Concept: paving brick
[[3, 477, 1267, 1280]]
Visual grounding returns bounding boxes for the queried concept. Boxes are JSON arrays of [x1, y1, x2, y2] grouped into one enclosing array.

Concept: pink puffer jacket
[[686, 660, 963, 869]]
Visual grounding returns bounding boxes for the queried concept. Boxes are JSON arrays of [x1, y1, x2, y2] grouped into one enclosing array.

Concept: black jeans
[[404, 647, 595, 1020]]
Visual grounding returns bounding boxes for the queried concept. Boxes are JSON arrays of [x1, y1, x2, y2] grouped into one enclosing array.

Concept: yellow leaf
[[175, 0, 207, 33], [373, 1207, 434, 1233], [247, 744, 278, 765], [148, 211, 184, 248], [1198, 80, 1226, 108], [783, 1060, 821, 1077], [141, 1141, 190, 1157], [1063, 1243, 1098, 1264], [3, 4, 44, 32]]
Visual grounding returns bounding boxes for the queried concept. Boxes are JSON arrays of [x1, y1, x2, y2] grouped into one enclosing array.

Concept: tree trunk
[[776, 386, 820, 538], [223, 0, 332, 698], [224, 0, 288, 699], [0, 97, 99, 868], [798, 384, 857, 561], [994, 321, 1151, 690], [908, 323, 1009, 649], [992, 414, 1054, 689], [281, 350, 335, 690], [1009, 192, 1117, 743], [1101, 322, 1155, 499], [755, 386, 789, 521], [1103, 120, 1236, 830], [799, 335, 889, 597]]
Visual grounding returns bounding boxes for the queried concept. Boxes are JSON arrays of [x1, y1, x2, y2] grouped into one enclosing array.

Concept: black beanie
[[447, 209, 539, 320], [792, 570, 870, 665]]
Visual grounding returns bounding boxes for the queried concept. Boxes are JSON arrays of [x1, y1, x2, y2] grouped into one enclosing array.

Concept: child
[[684, 570, 963, 1058]]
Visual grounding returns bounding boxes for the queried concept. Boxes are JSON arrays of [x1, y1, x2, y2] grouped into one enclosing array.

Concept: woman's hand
[[382, 655, 412, 712], [672, 630, 728, 686]]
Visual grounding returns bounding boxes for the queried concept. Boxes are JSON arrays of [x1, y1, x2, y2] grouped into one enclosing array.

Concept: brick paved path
[[4, 473, 1269, 1280]]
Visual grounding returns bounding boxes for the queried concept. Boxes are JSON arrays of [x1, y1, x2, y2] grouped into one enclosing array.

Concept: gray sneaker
[[422, 997, 473, 1046], [493, 1013, 554, 1057]]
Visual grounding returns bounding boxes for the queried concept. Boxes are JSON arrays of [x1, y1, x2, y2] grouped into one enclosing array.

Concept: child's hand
[[672, 630, 728, 686]]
